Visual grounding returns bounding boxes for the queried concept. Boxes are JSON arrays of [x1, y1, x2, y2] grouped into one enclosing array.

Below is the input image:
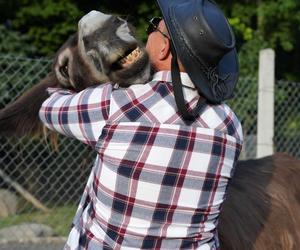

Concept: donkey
[[0, 11, 151, 137], [0, 11, 299, 250]]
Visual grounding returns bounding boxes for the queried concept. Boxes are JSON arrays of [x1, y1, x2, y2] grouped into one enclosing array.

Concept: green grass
[[0, 205, 77, 236]]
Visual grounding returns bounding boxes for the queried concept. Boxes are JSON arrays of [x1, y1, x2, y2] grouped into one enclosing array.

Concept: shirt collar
[[151, 71, 197, 90]]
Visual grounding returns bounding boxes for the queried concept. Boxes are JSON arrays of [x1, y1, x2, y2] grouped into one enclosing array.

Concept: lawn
[[0, 205, 77, 236]]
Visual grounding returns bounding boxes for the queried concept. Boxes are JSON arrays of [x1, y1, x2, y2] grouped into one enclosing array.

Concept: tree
[[219, 0, 300, 80], [12, 0, 83, 56], [0, 25, 37, 56]]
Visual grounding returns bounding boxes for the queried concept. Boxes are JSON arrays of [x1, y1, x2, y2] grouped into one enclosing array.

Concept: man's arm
[[39, 84, 112, 147]]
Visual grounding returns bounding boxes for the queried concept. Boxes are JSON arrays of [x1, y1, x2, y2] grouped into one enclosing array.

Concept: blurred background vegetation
[[0, 0, 300, 80]]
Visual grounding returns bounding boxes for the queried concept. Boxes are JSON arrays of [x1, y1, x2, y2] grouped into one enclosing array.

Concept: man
[[40, 0, 243, 249]]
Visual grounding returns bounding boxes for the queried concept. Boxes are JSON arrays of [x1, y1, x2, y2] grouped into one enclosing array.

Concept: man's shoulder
[[201, 103, 243, 141], [112, 79, 171, 98]]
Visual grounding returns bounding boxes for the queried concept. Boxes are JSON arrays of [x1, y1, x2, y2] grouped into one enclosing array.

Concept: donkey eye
[[60, 65, 69, 78]]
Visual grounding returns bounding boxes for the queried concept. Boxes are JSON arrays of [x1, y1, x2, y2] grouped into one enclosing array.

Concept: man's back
[[40, 71, 243, 249]]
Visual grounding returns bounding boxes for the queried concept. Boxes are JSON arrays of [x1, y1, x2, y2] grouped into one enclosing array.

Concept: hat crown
[[203, 0, 234, 47], [157, 0, 239, 103], [170, 0, 235, 67]]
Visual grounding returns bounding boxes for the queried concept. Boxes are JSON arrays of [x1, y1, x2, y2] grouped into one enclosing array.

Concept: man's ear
[[158, 37, 171, 60]]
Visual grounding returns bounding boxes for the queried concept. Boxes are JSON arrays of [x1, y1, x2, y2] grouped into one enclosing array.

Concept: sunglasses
[[146, 17, 169, 38]]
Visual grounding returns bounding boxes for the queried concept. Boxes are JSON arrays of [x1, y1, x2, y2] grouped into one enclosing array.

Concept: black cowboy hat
[[156, 0, 239, 118]]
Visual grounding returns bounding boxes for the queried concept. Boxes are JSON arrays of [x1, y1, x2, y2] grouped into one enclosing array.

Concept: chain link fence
[[227, 76, 258, 159], [0, 55, 95, 244], [274, 80, 300, 157], [0, 55, 299, 244]]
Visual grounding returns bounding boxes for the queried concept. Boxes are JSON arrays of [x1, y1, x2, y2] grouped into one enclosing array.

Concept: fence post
[[257, 49, 275, 158]]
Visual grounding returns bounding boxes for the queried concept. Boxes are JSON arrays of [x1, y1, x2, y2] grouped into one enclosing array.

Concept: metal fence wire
[[0, 55, 299, 243]]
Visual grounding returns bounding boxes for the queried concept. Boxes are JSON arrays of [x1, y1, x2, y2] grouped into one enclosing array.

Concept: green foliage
[[135, 2, 160, 42], [220, 0, 300, 79], [227, 3, 256, 43], [0, 0, 300, 79], [0, 25, 37, 56], [238, 33, 268, 77], [229, 17, 253, 41], [257, 0, 300, 51], [13, 0, 83, 56]]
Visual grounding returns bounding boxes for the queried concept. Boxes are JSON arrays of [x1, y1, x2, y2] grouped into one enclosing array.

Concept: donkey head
[[0, 11, 152, 137], [54, 10, 151, 91]]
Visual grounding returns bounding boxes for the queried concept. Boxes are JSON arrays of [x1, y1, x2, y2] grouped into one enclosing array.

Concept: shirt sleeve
[[39, 84, 112, 147]]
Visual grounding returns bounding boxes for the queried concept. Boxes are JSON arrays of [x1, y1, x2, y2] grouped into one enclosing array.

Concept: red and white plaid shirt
[[40, 71, 243, 250]]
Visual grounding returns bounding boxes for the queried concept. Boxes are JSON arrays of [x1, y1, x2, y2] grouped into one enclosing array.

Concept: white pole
[[257, 49, 275, 158]]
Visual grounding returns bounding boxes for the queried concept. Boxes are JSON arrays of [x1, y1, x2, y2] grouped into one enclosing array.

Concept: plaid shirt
[[39, 71, 243, 250]]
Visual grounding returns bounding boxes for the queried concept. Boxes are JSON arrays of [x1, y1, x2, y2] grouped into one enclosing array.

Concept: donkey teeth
[[121, 47, 141, 66], [120, 58, 127, 64]]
